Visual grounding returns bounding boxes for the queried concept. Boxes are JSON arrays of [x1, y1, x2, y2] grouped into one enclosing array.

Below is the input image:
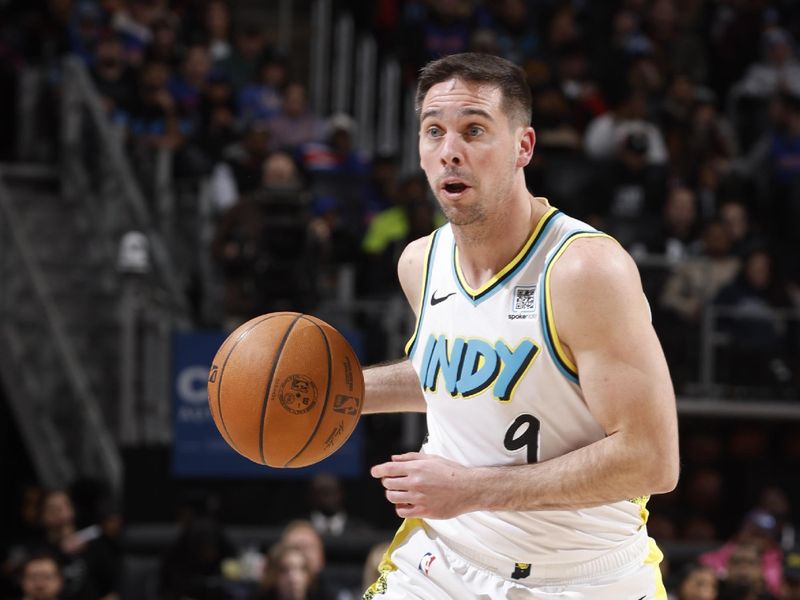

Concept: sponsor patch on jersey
[[418, 552, 436, 576], [509, 285, 537, 318]]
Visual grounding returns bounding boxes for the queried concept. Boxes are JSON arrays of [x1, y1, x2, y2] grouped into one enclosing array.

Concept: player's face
[[418, 78, 528, 227]]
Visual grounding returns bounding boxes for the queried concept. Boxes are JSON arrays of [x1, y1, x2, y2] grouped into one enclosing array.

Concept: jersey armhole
[[404, 229, 440, 358], [539, 231, 616, 384]]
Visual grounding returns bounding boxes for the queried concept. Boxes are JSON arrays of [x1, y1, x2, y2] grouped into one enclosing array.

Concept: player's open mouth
[[442, 180, 470, 197]]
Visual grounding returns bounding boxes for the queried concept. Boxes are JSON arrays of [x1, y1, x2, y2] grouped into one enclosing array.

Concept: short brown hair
[[416, 53, 532, 127]]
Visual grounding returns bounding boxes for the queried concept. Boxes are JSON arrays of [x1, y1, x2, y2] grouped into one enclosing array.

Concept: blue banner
[[172, 330, 364, 478]]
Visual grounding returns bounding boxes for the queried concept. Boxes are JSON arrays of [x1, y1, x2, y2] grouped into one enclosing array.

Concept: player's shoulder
[[551, 234, 638, 289], [397, 231, 440, 313]]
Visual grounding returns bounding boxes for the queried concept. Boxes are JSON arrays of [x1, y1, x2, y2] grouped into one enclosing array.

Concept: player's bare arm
[[372, 237, 680, 518], [362, 237, 429, 415]]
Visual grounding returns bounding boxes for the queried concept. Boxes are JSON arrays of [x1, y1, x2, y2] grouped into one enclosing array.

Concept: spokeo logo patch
[[279, 375, 318, 414]]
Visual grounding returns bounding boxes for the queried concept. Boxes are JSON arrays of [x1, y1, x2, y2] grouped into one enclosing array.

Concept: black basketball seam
[[259, 313, 304, 465], [216, 313, 284, 453], [285, 317, 332, 467]]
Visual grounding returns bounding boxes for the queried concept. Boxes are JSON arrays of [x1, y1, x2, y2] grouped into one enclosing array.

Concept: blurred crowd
[[2, 0, 800, 598], [3, 474, 800, 600], [2, 0, 800, 389]]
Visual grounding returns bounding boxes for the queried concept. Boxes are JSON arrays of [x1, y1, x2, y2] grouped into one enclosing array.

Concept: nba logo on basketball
[[333, 394, 360, 415]]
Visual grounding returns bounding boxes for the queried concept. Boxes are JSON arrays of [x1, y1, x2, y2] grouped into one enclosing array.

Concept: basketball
[[207, 312, 364, 468]]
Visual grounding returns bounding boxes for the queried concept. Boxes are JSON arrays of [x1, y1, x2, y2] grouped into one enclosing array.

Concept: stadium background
[[1, 0, 800, 598]]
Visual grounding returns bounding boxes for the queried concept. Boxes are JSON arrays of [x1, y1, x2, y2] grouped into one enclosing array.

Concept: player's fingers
[[385, 490, 412, 505], [380, 476, 408, 491], [396, 504, 424, 518], [391, 452, 423, 462], [371, 461, 409, 478]]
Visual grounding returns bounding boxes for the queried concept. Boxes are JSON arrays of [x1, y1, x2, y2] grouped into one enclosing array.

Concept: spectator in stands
[[90, 32, 136, 119], [631, 184, 701, 263], [584, 85, 669, 166], [127, 60, 182, 151], [279, 521, 342, 600], [673, 563, 718, 600], [193, 72, 238, 166], [144, 13, 179, 67], [479, 0, 539, 66], [168, 43, 212, 131], [719, 199, 760, 259], [399, 0, 480, 75], [701, 510, 784, 598], [740, 92, 800, 262], [299, 113, 371, 264], [112, 0, 164, 67], [660, 220, 740, 324], [216, 117, 272, 198], [1, 484, 44, 598], [212, 151, 320, 327], [644, 0, 707, 86], [255, 543, 314, 600], [18, 552, 64, 600], [659, 220, 739, 382], [238, 51, 289, 125], [268, 82, 325, 153], [158, 516, 237, 600], [735, 28, 800, 100], [685, 89, 739, 181], [32, 488, 119, 600], [305, 473, 371, 539], [717, 542, 779, 600], [784, 546, 800, 600], [756, 487, 796, 552], [217, 24, 269, 90], [712, 248, 794, 387], [204, 0, 232, 64], [589, 129, 668, 247], [361, 173, 441, 296]]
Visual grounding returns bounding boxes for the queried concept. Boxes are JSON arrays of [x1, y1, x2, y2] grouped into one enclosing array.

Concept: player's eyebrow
[[419, 107, 495, 122]]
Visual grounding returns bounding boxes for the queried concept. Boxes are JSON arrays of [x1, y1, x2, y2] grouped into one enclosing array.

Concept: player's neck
[[454, 192, 547, 289]]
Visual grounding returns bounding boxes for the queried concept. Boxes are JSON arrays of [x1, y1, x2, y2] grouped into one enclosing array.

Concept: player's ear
[[517, 127, 535, 168]]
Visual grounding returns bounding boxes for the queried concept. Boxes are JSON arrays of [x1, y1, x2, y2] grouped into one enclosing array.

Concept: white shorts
[[363, 519, 667, 600]]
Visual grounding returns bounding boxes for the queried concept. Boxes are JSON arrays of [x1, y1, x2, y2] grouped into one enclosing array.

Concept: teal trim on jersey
[[451, 209, 562, 306], [539, 283, 579, 385], [539, 230, 600, 385], [406, 228, 442, 359]]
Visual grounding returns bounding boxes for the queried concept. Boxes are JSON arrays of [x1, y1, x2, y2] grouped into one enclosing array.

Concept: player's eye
[[467, 126, 484, 137], [427, 126, 443, 138]]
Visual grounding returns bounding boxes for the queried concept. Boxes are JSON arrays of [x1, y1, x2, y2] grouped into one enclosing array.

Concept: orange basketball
[[207, 312, 364, 468]]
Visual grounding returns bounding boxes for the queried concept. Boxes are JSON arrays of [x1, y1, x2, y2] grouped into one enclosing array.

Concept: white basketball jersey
[[405, 201, 649, 570]]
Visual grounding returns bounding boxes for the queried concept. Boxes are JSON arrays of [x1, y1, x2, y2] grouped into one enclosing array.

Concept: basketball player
[[362, 53, 680, 599]]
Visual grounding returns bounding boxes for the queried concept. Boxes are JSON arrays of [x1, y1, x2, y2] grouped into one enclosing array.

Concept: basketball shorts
[[363, 519, 666, 600]]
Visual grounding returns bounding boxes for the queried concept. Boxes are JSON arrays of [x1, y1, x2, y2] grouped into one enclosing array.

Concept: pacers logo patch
[[511, 562, 531, 580]]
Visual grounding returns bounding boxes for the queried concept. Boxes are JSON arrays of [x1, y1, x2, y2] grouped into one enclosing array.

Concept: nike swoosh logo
[[430, 290, 456, 306]]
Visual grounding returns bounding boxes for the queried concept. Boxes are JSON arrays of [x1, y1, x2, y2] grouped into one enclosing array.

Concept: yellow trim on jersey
[[454, 206, 558, 297], [543, 232, 614, 376], [645, 537, 667, 599], [630, 495, 651, 525], [404, 232, 438, 356], [366, 518, 422, 583]]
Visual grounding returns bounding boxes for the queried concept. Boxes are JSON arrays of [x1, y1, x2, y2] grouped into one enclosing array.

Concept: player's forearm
[[466, 432, 678, 512], [363, 359, 426, 414]]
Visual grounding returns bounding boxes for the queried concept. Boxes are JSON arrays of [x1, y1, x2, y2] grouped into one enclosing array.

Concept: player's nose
[[439, 133, 464, 167]]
